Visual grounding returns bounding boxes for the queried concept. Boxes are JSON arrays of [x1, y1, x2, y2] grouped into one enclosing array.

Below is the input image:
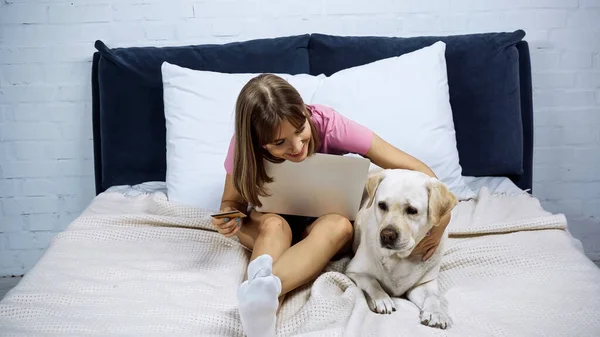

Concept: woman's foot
[[237, 254, 282, 337]]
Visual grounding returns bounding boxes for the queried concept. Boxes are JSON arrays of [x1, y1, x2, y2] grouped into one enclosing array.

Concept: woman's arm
[[212, 174, 248, 238], [364, 133, 437, 178], [220, 174, 248, 214]]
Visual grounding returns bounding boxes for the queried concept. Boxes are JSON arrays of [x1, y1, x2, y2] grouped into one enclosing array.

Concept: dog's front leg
[[406, 279, 451, 329], [346, 272, 395, 314]]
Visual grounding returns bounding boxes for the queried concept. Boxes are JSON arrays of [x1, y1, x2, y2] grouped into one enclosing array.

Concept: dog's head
[[361, 169, 458, 258]]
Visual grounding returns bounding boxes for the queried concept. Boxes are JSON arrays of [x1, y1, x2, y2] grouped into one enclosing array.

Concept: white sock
[[237, 254, 282, 337]]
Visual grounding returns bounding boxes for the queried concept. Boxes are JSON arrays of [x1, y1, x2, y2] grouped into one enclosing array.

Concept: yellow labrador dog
[[345, 168, 458, 329]]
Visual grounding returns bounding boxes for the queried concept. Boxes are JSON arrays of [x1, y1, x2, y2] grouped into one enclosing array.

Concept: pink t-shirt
[[223, 104, 373, 174]]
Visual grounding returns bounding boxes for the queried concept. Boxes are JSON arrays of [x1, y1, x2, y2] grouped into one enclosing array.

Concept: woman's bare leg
[[235, 211, 353, 337], [236, 211, 293, 275], [235, 211, 293, 337], [237, 211, 353, 294], [236, 211, 293, 313], [272, 214, 353, 294]]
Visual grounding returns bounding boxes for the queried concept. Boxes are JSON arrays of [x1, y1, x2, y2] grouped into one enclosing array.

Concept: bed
[[2, 30, 600, 336]]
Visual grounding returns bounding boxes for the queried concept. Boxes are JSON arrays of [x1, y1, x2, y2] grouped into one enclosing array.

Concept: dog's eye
[[377, 201, 388, 212], [406, 206, 418, 215]]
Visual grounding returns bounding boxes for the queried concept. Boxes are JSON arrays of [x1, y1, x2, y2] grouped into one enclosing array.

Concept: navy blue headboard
[[91, 30, 533, 195]]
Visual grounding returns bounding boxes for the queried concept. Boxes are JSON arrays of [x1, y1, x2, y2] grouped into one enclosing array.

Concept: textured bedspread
[[1, 187, 599, 336]]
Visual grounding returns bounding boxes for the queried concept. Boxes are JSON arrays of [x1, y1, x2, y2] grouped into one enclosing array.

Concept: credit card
[[210, 210, 247, 219]]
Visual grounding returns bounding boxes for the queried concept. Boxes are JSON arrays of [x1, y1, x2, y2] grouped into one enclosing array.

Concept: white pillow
[[311, 41, 475, 200], [161, 62, 324, 210], [162, 41, 474, 210]]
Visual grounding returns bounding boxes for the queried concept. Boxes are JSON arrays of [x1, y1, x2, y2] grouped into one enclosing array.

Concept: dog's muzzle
[[380, 226, 413, 251], [380, 226, 399, 248]]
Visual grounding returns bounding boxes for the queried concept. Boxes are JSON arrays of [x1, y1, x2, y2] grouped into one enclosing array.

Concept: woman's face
[[264, 117, 311, 163]]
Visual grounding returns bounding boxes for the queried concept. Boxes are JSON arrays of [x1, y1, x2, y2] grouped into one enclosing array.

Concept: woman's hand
[[411, 212, 450, 261], [365, 133, 453, 261], [212, 206, 243, 238]]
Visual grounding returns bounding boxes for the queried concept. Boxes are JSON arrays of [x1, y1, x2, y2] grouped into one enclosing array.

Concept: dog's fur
[[344, 168, 458, 329]]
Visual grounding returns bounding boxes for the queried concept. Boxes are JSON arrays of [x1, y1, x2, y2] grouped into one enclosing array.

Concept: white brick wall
[[0, 0, 599, 277]]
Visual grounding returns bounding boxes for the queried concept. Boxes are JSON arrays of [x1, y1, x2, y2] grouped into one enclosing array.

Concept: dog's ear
[[427, 178, 458, 226], [363, 171, 385, 208]]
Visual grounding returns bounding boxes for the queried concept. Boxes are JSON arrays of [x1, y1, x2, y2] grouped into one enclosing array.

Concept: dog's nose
[[380, 227, 398, 244]]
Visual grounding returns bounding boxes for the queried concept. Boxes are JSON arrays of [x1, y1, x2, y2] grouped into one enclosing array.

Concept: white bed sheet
[[104, 176, 585, 249], [106, 175, 525, 200], [2, 178, 598, 336], [106, 177, 586, 255], [462, 175, 528, 196]]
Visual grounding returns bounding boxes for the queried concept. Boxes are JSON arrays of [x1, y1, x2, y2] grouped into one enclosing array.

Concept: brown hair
[[232, 74, 320, 207]]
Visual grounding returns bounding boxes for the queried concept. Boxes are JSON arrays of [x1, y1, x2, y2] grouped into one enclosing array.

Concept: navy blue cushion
[[308, 30, 526, 177], [93, 35, 311, 192]]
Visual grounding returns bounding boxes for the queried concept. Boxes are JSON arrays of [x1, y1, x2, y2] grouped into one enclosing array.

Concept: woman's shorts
[[279, 214, 317, 245]]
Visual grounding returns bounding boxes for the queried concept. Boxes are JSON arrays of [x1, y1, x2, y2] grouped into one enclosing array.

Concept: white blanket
[[1, 187, 600, 336]]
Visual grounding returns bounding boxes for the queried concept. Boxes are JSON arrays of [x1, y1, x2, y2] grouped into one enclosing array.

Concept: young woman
[[211, 74, 451, 337]]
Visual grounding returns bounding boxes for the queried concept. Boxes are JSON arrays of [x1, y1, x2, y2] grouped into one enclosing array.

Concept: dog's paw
[[366, 292, 396, 315], [420, 309, 452, 329]]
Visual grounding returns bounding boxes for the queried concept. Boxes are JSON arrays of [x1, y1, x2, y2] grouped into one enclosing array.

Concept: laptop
[[255, 153, 371, 221]]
